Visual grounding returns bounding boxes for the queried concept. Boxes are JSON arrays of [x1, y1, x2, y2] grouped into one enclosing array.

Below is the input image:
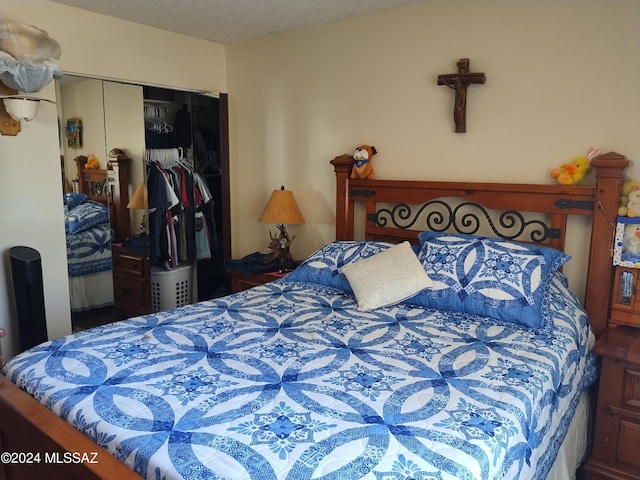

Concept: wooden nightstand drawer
[[111, 244, 151, 320], [624, 367, 640, 410], [618, 415, 640, 471], [114, 275, 149, 304], [112, 252, 148, 277]]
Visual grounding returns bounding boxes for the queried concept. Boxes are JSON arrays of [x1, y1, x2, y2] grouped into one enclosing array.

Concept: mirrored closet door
[[56, 76, 230, 330]]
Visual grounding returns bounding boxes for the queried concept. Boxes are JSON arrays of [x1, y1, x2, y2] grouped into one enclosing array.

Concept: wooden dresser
[[112, 243, 152, 320], [584, 265, 640, 479]]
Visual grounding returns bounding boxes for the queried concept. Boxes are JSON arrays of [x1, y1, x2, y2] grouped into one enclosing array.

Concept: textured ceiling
[[50, 0, 424, 44]]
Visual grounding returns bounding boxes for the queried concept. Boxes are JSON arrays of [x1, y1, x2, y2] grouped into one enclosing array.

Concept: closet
[[143, 87, 229, 306]]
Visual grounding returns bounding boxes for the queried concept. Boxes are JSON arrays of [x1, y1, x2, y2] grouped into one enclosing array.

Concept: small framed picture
[[613, 216, 640, 268], [65, 117, 82, 148]]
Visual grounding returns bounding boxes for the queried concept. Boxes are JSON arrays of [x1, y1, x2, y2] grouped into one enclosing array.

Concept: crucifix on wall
[[437, 58, 486, 133]]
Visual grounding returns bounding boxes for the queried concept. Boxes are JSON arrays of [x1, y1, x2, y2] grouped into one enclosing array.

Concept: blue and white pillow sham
[[411, 231, 570, 332], [287, 237, 569, 332], [64, 192, 88, 210], [286, 240, 396, 292], [65, 199, 109, 234]]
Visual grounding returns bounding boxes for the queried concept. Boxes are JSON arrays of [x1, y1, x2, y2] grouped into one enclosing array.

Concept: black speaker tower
[[9, 246, 48, 352]]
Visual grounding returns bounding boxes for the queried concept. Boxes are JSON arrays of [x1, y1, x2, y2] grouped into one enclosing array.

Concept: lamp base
[[263, 224, 297, 270]]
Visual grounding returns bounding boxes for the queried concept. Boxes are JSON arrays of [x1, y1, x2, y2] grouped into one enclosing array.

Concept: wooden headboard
[[331, 151, 629, 338], [73, 154, 131, 242]]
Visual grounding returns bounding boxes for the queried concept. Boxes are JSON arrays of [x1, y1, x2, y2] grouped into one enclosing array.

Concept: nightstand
[[112, 243, 152, 319], [228, 270, 281, 293], [583, 326, 640, 480]]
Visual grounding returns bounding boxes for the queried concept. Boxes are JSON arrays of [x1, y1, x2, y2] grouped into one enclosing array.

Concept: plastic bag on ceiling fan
[[0, 22, 62, 93], [0, 51, 62, 92]]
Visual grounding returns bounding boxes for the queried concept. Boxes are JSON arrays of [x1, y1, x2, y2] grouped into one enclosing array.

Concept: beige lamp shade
[[258, 186, 304, 225], [127, 183, 148, 210]]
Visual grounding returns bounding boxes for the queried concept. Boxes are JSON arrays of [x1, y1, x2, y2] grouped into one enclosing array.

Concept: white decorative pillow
[[341, 241, 433, 311]]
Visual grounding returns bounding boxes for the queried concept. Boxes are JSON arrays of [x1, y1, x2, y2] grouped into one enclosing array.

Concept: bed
[[66, 155, 131, 312], [0, 151, 629, 480]]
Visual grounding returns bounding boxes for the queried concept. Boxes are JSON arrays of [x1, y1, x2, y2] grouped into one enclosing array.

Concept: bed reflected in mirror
[[64, 154, 134, 331]]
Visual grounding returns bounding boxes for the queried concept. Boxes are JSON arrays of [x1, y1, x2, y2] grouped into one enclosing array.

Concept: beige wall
[[60, 78, 107, 171], [0, 0, 226, 360], [226, 0, 640, 300], [102, 81, 146, 230], [1, 0, 638, 360]]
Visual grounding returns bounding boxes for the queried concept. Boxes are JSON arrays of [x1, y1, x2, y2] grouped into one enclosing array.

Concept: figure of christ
[[437, 58, 486, 133]]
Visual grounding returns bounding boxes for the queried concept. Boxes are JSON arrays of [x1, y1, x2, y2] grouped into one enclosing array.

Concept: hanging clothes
[[193, 171, 218, 259], [146, 149, 217, 269]]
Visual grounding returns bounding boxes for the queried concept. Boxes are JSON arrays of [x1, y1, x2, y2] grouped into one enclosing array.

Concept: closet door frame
[[219, 93, 231, 286]]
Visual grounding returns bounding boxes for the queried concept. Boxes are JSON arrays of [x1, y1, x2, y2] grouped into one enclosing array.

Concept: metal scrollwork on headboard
[[91, 179, 108, 198], [370, 200, 559, 243]]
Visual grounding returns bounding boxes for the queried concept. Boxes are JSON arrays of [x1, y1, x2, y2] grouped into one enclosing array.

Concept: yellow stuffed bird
[[550, 147, 599, 185]]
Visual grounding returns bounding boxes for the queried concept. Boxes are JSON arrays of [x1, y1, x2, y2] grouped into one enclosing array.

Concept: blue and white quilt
[[65, 197, 112, 277], [2, 275, 596, 480]]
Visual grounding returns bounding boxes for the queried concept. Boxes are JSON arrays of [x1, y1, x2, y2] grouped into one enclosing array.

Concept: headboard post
[[73, 155, 88, 191], [584, 151, 629, 337], [109, 155, 131, 242], [331, 154, 356, 240]]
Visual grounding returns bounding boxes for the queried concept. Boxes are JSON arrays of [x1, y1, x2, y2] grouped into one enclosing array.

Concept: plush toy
[[351, 145, 377, 179], [618, 178, 640, 216], [550, 146, 599, 185], [626, 189, 640, 217], [85, 154, 100, 169]]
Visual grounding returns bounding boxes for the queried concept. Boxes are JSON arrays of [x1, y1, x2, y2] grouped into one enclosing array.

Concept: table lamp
[[258, 186, 304, 269], [127, 182, 148, 235]]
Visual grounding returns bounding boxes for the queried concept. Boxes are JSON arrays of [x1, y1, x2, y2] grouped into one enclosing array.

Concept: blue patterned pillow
[[64, 192, 87, 210], [65, 200, 109, 234], [286, 241, 395, 292], [412, 231, 570, 332]]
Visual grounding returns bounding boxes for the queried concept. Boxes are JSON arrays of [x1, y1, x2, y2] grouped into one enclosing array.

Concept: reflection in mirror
[[56, 75, 230, 332], [57, 75, 140, 331]]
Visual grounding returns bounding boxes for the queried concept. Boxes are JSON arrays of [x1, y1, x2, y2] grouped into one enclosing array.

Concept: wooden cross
[[437, 58, 486, 133]]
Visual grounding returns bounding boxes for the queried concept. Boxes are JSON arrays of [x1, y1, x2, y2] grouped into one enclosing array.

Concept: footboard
[[0, 375, 141, 480]]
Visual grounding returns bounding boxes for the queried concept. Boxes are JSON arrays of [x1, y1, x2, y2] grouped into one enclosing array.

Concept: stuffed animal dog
[[351, 145, 377, 179]]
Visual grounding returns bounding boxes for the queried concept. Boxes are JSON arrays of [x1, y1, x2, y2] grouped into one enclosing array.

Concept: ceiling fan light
[[3, 97, 40, 122]]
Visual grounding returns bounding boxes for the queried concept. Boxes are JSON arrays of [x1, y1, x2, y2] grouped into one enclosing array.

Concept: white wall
[[0, 0, 226, 360], [226, 0, 640, 300]]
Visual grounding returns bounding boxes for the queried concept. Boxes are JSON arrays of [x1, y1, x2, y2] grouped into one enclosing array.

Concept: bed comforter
[[2, 273, 596, 480], [65, 195, 112, 277]]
